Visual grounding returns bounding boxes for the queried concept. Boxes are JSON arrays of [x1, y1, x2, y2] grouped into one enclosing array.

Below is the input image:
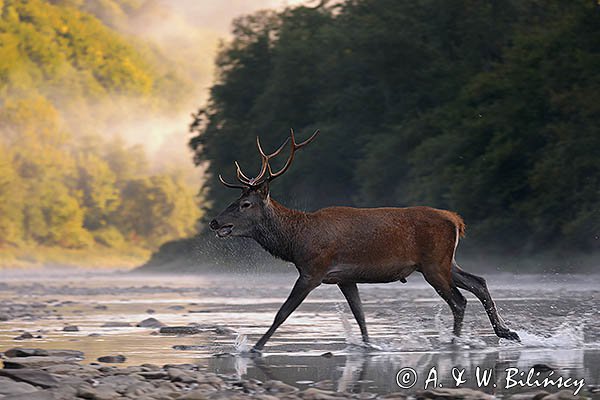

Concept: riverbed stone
[[13, 332, 35, 340], [3, 348, 49, 358], [0, 369, 60, 388], [509, 391, 550, 400], [0, 376, 37, 396], [97, 355, 126, 363], [2, 390, 56, 400], [541, 390, 579, 400], [416, 388, 494, 400], [45, 350, 84, 359], [77, 383, 120, 400], [137, 318, 165, 328], [62, 326, 78, 332], [263, 380, 299, 394], [2, 356, 78, 369], [159, 326, 201, 335], [300, 388, 346, 399]]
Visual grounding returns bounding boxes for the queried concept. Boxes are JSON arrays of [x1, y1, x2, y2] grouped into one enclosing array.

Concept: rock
[[13, 332, 36, 340], [0, 313, 11, 321], [100, 322, 131, 327], [0, 376, 37, 396], [97, 355, 126, 363], [173, 345, 207, 351], [416, 388, 494, 400], [214, 326, 235, 335], [2, 390, 56, 400], [179, 390, 212, 399], [509, 391, 550, 400], [45, 350, 83, 359], [300, 388, 345, 399], [62, 326, 78, 332], [136, 318, 164, 328], [167, 305, 185, 310], [532, 363, 555, 372], [159, 326, 201, 335], [138, 371, 168, 380], [541, 390, 579, 400], [77, 383, 119, 400], [168, 368, 196, 383], [93, 305, 108, 310], [4, 348, 49, 358], [0, 369, 60, 388], [2, 356, 79, 369], [320, 352, 333, 358], [263, 380, 299, 394]]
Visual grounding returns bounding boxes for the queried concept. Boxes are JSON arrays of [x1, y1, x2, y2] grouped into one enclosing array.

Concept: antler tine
[[253, 135, 291, 185], [219, 174, 247, 189], [267, 129, 320, 181], [234, 161, 252, 183]]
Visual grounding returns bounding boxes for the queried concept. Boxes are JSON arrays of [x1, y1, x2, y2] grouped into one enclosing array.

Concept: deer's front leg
[[253, 275, 320, 351]]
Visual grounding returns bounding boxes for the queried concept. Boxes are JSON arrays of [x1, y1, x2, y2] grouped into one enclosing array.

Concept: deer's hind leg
[[451, 262, 520, 341], [420, 262, 467, 337], [338, 282, 369, 343]]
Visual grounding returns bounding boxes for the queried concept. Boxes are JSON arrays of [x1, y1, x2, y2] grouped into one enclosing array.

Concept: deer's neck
[[252, 200, 307, 263]]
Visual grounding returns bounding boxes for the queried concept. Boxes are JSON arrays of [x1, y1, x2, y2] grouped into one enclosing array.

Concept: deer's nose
[[209, 219, 220, 230]]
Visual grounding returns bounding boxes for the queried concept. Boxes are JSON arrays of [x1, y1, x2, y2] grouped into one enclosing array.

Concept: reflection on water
[[0, 271, 598, 396]]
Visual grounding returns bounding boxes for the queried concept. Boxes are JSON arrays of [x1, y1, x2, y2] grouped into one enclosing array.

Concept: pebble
[[137, 317, 165, 328], [159, 326, 201, 335], [97, 355, 126, 363], [62, 326, 79, 332]]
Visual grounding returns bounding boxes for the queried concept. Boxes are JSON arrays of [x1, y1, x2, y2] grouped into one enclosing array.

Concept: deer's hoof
[[244, 347, 263, 357], [498, 329, 521, 342]]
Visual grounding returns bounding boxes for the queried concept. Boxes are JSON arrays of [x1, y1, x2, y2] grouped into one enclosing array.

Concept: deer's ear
[[257, 181, 270, 199]]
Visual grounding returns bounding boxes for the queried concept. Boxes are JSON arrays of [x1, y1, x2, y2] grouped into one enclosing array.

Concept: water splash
[[336, 303, 385, 351], [337, 304, 361, 346], [234, 333, 251, 352], [503, 316, 585, 349]]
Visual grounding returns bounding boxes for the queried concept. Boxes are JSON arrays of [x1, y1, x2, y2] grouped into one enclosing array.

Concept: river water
[[0, 270, 598, 397]]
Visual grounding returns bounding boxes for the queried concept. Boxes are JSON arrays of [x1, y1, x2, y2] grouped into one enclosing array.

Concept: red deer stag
[[209, 130, 520, 352]]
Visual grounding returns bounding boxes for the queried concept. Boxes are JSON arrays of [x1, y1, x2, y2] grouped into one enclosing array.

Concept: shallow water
[[0, 271, 598, 397]]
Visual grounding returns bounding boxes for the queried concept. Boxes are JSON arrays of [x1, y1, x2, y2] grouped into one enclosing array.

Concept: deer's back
[[303, 206, 463, 283]]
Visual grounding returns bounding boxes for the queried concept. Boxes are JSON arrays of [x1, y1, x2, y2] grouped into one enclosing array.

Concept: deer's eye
[[240, 201, 252, 210]]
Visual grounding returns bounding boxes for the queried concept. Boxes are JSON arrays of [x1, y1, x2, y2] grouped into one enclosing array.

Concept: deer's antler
[[218, 129, 320, 189]]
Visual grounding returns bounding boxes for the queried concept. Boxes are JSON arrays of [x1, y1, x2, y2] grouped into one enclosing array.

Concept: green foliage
[[191, 0, 600, 257]]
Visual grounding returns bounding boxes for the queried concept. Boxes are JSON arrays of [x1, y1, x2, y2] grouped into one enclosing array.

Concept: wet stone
[[62, 326, 78, 332], [2, 356, 79, 369], [136, 317, 165, 328], [509, 391, 550, 400], [159, 326, 201, 335], [97, 355, 126, 363], [4, 348, 49, 358], [0, 376, 37, 396], [0, 368, 60, 388], [416, 388, 494, 400]]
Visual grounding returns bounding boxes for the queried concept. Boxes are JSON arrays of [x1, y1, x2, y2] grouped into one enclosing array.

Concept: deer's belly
[[322, 263, 417, 284]]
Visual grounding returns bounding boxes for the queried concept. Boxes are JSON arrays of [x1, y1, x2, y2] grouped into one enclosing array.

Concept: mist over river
[[0, 270, 598, 397]]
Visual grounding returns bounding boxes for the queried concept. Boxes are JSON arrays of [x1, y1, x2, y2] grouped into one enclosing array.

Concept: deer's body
[[258, 202, 462, 285], [210, 130, 520, 351]]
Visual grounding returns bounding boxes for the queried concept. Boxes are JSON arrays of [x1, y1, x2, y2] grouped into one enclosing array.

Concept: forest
[[190, 0, 599, 264], [0, 0, 201, 267]]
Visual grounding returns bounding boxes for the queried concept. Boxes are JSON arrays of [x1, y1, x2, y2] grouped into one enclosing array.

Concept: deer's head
[[209, 129, 319, 238]]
